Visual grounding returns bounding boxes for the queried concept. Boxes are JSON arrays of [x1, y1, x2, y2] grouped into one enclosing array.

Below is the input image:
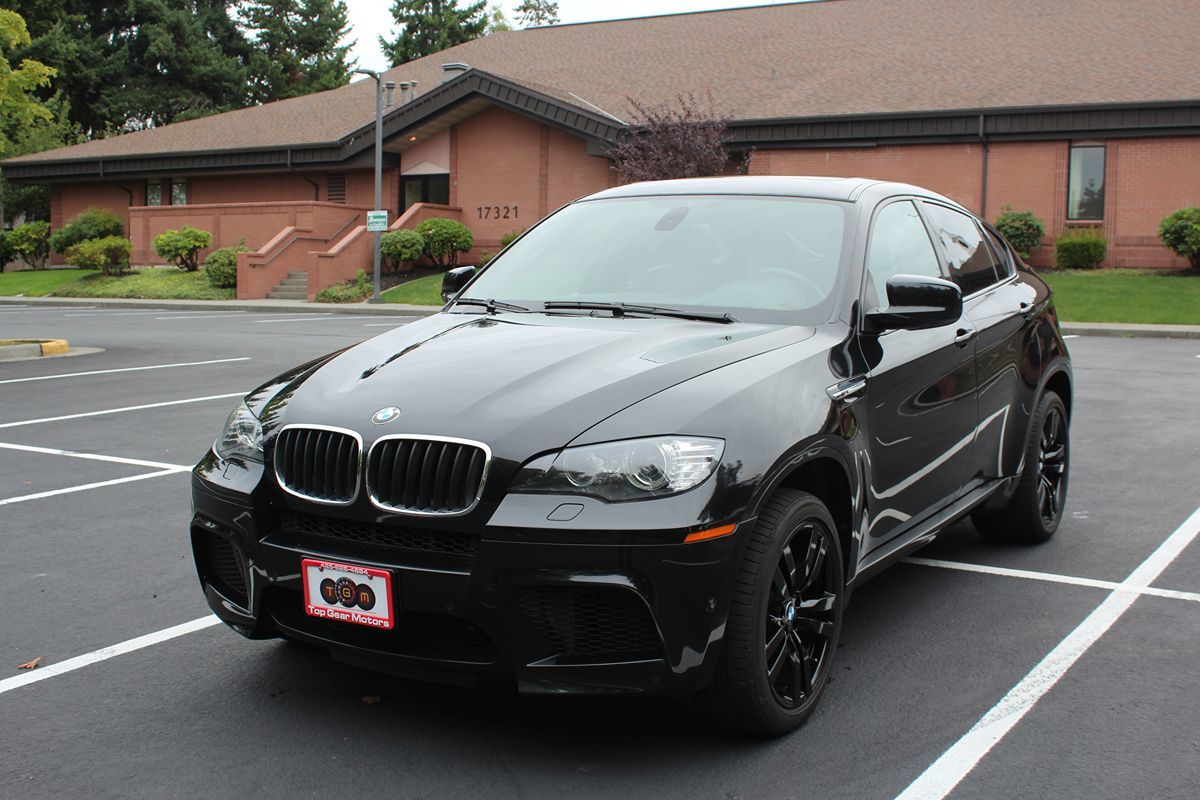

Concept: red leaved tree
[[606, 93, 752, 183]]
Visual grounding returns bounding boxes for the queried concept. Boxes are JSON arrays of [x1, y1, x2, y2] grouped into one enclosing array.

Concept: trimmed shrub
[[49, 207, 125, 253], [1056, 229, 1107, 270], [415, 218, 473, 268], [380, 229, 424, 272], [0, 230, 12, 269], [9, 221, 51, 270], [64, 236, 132, 275], [204, 244, 247, 288], [314, 270, 371, 303], [1158, 207, 1200, 271], [994, 207, 1045, 261], [154, 226, 212, 271], [499, 229, 525, 249]]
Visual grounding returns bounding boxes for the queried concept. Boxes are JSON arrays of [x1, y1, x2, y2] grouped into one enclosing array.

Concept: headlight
[[214, 402, 263, 462], [511, 436, 724, 502]]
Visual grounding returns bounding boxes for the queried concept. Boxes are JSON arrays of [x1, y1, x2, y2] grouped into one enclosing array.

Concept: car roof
[[581, 175, 960, 208]]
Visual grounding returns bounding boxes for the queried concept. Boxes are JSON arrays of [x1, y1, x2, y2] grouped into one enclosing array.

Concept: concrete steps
[[266, 271, 308, 300]]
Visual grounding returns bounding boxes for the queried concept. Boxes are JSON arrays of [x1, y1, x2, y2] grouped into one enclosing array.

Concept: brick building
[[2, 0, 1198, 298]]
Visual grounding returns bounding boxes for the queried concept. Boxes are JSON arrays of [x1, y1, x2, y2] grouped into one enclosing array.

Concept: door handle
[[1019, 301, 1035, 319], [954, 327, 977, 346], [826, 376, 867, 403]]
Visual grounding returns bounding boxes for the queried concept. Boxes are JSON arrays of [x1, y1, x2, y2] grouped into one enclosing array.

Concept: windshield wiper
[[542, 301, 737, 324], [451, 297, 531, 314]]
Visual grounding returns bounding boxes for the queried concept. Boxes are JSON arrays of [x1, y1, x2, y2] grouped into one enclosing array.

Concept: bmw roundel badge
[[371, 406, 401, 424]]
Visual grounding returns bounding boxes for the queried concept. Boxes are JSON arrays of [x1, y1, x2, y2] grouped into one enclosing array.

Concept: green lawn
[[1040, 269, 1200, 325], [49, 267, 234, 300], [381, 273, 443, 306], [0, 269, 92, 296]]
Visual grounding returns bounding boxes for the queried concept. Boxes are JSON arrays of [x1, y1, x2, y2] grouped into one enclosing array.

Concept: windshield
[[462, 195, 851, 323]]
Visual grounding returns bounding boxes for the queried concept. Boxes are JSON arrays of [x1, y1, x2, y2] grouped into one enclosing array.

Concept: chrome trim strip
[[365, 433, 492, 517], [272, 424, 364, 507]]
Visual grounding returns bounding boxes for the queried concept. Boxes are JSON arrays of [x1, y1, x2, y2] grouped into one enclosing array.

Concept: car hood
[[263, 311, 814, 458]]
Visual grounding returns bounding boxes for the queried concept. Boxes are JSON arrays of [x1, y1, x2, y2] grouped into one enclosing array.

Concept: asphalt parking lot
[[1, 304, 1197, 800]]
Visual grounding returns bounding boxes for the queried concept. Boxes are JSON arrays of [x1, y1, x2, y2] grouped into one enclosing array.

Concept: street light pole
[[354, 68, 384, 303]]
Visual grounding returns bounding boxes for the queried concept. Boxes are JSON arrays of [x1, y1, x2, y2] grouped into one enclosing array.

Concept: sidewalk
[[0, 295, 439, 317], [2, 296, 1197, 337]]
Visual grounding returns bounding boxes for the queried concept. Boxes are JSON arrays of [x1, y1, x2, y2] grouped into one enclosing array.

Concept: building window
[[170, 180, 188, 206], [1067, 145, 1105, 220], [402, 174, 450, 211], [146, 181, 163, 206]]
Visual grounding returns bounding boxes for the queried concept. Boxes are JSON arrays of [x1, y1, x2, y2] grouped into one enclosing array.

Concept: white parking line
[[251, 316, 335, 323], [0, 391, 244, 429], [153, 313, 248, 320], [62, 311, 161, 317], [0, 441, 190, 472], [0, 357, 250, 385], [0, 616, 220, 696], [0, 468, 188, 507], [905, 556, 1200, 603], [895, 506, 1200, 800]]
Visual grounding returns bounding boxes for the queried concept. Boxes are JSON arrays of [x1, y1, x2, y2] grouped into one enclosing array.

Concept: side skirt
[[848, 480, 1008, 588]]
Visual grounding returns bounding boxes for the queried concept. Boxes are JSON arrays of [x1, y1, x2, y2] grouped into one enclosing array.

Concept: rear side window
[[981, 225, 1014, 278], [864, 200, 943, 312], [921, 203, 999, 295]]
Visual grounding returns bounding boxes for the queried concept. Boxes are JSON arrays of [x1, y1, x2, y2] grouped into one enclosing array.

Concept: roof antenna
[[771, 66, 777, 80]]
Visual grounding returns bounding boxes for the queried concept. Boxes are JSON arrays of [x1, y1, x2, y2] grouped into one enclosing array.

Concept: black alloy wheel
[[765, 520, 839, 709], [697, 489, 844, 736], [1036, 404, 1068, 525], [973, 390, 1070, 543]]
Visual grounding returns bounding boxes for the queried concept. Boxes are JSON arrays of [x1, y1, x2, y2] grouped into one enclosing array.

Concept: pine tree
[[514, 0, 558, 28], [7, 1, 256, 134], [379, 0, 487, 67], [240, 0, 355, 103]]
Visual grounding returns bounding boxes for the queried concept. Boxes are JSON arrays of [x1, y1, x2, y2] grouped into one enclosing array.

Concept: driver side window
[[864, 200, 943, 312]]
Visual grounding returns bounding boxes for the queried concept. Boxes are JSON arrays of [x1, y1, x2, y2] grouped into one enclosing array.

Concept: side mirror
[[864, 274, 962, 333], [441, 266, 477, 304]]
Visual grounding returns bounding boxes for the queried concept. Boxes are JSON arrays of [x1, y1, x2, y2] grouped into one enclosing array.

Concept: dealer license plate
[[301, 558, 394, 630]]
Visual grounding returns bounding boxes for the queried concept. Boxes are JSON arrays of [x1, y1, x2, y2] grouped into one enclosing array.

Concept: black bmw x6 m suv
[[191, 176, 1072, 735]]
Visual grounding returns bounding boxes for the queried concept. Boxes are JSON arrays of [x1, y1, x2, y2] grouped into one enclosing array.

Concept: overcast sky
[[344, 1, 802, 72]]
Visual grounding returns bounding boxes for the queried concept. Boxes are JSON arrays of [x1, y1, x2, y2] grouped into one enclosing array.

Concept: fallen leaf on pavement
[[17, 656, 42, 670], [361, 695, 381, 704]]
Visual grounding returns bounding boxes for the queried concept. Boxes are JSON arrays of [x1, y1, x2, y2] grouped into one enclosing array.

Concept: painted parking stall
[[0, 312, 1197, 798]]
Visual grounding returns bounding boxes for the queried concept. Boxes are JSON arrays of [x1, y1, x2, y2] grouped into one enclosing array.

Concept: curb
[[0, 338, 69, 361], [0, 296, 440, 317], [1060, 322, 1200, 340]]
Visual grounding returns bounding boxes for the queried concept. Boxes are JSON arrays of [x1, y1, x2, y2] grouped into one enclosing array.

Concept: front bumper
[[191, 457, 744, 696]]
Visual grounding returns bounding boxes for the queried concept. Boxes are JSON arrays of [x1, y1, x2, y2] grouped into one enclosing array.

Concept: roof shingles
[[7, 0, 1199, 165]]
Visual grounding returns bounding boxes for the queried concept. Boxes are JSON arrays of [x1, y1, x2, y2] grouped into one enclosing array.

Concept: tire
[[972, 391, 1069, 543], [696, 489, 845, 736]]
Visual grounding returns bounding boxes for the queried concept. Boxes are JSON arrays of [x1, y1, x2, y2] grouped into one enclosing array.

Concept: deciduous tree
[[606, 94, 750, 184]]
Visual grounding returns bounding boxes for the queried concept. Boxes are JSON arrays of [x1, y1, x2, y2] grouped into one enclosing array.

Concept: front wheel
[[697, 489, 844, 736], [973, 391, 1070, 543]]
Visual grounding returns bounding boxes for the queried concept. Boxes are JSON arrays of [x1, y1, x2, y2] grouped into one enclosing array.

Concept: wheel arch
[[1042, 364, 1073, 419], [749, 442, 859, 579]]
